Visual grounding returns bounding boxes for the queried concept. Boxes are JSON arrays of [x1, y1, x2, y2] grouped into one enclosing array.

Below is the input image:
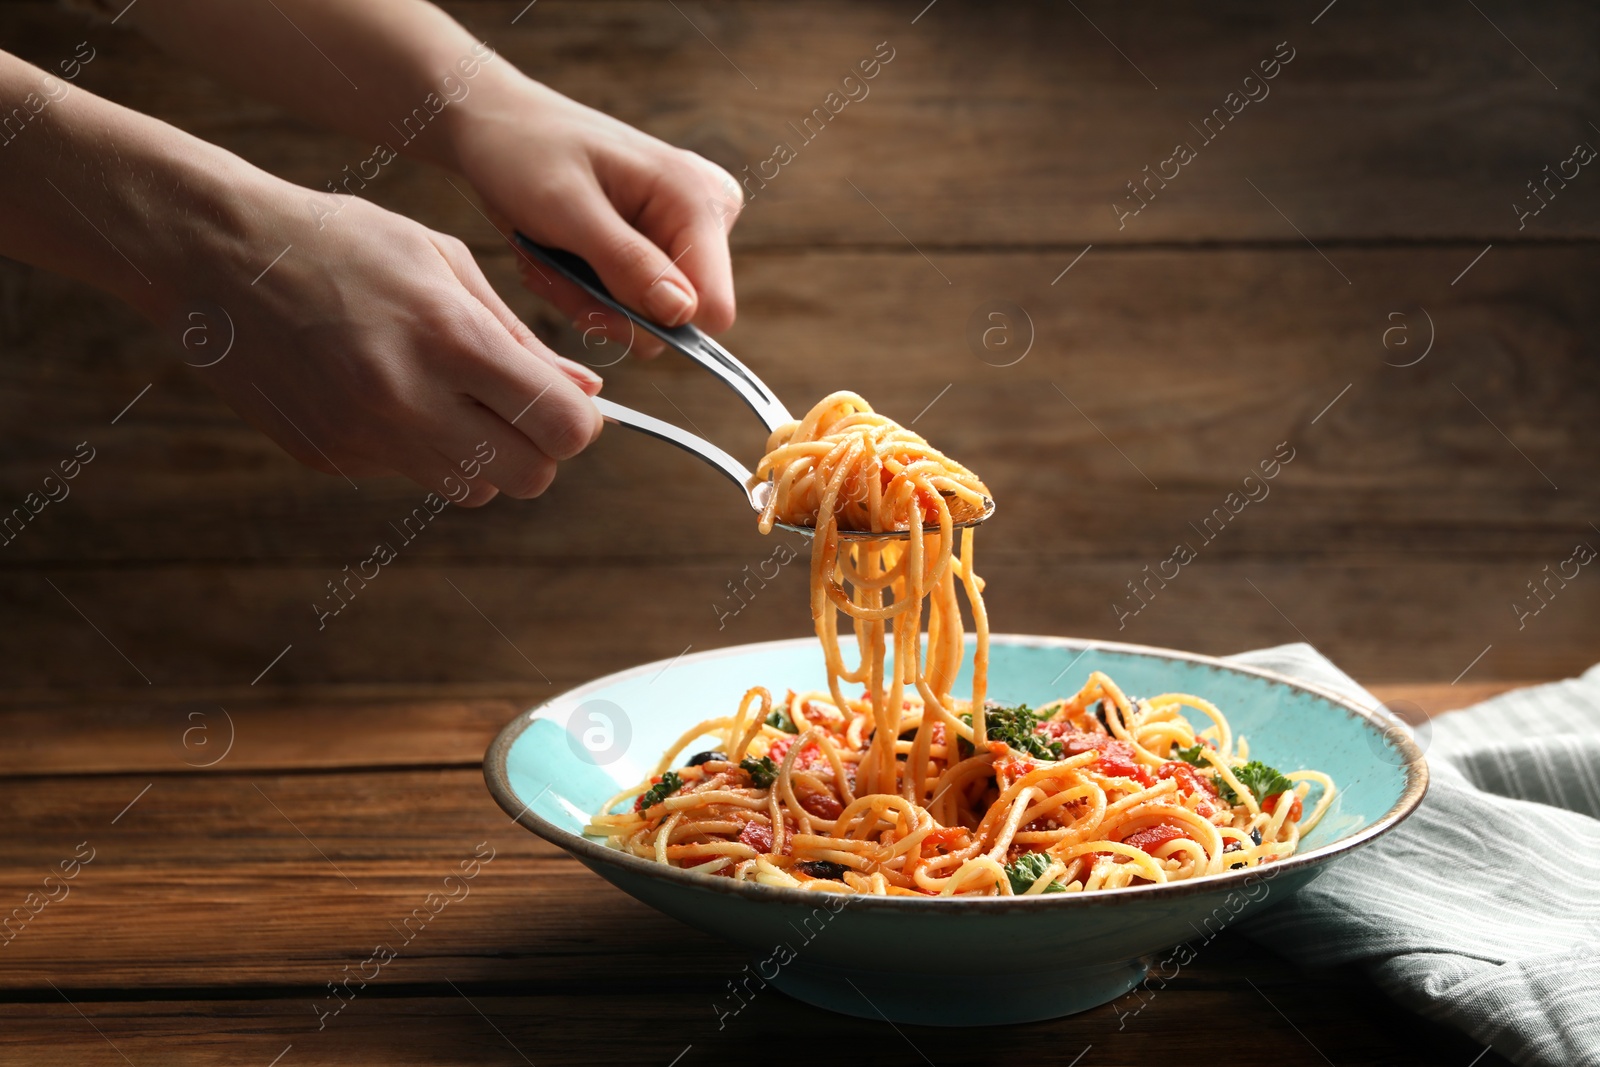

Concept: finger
[[387, 443, 500, 507], [427, 240, 604, 459], [639, 152, 741, 333], [512, 257, 662, 361], [541, 185, 699, 329], [567, 302, 665, 363], [435, 399, 560, 501], [442, 298, 603, 462], [693, 152, 748, 236], [469, 352, 602, 463], [482, 203, 627, 359], [432, 233, 604, 396]]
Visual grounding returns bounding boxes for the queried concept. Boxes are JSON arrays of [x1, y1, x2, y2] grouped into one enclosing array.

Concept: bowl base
[[767, 956, 1150, 1026]]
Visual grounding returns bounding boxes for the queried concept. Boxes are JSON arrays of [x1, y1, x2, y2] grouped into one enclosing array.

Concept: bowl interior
[[495, 635, 1416, 869]]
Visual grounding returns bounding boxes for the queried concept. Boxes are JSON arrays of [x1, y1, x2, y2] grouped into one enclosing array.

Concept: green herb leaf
[[1003, 851, 1066, 894], [1174, 743, 1210, 767], [962, 703, 1063, 760], [638, 771, 684, 811], [766, 708, 798, 734], [1218, 760, 1293, 805], [739, 756, 778, 789]]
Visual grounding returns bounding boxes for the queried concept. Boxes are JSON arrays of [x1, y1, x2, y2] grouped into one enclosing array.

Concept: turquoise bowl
[[484, 635, 1427, 1026]]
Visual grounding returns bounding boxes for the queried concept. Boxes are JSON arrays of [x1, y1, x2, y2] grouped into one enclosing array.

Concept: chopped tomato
[[995, 756, 1036, 787], [1158, 761, 1218, 798], [632, 776, 665, 812], [765, 738, 822, 769], [802, 699, 840, 724], [1262, 792, 1303, 821], [1039, 721, 1100, 743], [1122, 822, 1190, 854], [799, 791, 843, 819], [1094, 739, 1142, 779], [738, 821, 773, 854], [1039, 727, 1150, 781], [922, 826, 967, 853]]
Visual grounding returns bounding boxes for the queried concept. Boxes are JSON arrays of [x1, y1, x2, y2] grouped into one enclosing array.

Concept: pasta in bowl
[[486, 637, 1425, 1025]]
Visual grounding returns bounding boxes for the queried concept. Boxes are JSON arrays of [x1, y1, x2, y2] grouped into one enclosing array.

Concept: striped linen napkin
[[1226, 644, 1600, 1067]]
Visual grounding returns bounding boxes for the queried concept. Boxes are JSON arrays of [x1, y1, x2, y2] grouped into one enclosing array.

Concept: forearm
[[101, 0, 741, 343], [120, 0, 519, 172], [0, 46, 272, 320]]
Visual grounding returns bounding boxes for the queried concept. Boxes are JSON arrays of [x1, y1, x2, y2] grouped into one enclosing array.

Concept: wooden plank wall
[[0, 0, 1596, 700]]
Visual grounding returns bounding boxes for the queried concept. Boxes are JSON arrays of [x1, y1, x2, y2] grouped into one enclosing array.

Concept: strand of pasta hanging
[[588, 393, 1335, 896]]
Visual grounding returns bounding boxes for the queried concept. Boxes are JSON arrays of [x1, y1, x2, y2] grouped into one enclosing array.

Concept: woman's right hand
[[145, 170, 604, 506]]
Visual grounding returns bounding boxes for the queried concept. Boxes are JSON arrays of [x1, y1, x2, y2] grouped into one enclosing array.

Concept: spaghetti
[[589, 392, 1334, 896]]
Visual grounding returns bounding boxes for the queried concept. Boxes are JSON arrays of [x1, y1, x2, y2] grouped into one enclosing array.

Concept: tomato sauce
[[1263, 792, 1303, 821], [1040, 725, 1152, 783], [1121, 822, 1190, 854], [738, 821, 772, 854], [799, 791, 843, 819], [1158, 760, 1218, 798]]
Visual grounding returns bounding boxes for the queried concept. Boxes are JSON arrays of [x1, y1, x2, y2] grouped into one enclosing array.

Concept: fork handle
[[513, 234, 793, 433]]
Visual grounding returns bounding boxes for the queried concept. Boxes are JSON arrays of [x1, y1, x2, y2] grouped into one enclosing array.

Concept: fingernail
[[644, 279, 694, 327], [555, 354, 602, 386]]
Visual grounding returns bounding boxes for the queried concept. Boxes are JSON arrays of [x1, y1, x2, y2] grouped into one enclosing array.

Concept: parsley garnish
[[963, 703, 1063, 760], [1218, 761, 1293, 805], [1174, 743, 1210, 767], [638, 771, 684, 811], [1004, 851, 1066, 894], [740, 756, 778, 788], [766, 708, 798, 733]]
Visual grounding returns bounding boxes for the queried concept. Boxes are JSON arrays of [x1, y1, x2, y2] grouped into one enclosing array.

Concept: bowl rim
[[483, 633, 1429, 913]]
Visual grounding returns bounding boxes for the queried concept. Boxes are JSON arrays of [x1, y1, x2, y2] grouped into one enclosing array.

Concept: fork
[[512, 234, 992, 539]]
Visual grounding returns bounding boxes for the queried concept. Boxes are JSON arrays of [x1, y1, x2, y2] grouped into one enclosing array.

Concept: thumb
[[549, 188, 699, 328]]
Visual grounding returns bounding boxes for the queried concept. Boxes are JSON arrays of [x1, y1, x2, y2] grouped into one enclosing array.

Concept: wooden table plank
[[0, 970, 1512, 1067], [0, 682, 1523, 777], [4, 245, 1595, 566], [0, 698, 522, 777], [1, 558, 1588, 692], [7, 245, 1595, 689], [2, 1, 1592, 247]]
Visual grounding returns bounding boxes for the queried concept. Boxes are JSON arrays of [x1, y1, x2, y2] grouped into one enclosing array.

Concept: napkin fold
[[1227, 644, 1600, 1067]]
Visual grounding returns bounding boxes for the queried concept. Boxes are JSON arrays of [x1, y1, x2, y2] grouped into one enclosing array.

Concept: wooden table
[[0, 0, 1592, 1062], [0, 681, 1521, 1066]]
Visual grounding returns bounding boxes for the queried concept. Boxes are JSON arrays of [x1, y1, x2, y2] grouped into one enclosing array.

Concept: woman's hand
[[447, 78, 745, 359], [4, 0, 749, 500], [148, 170, 604, 506]]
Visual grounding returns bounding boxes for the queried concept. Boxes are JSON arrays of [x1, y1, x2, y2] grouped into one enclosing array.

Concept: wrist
[[111, 135, 297, 327], [434, 61, 553, 178]]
